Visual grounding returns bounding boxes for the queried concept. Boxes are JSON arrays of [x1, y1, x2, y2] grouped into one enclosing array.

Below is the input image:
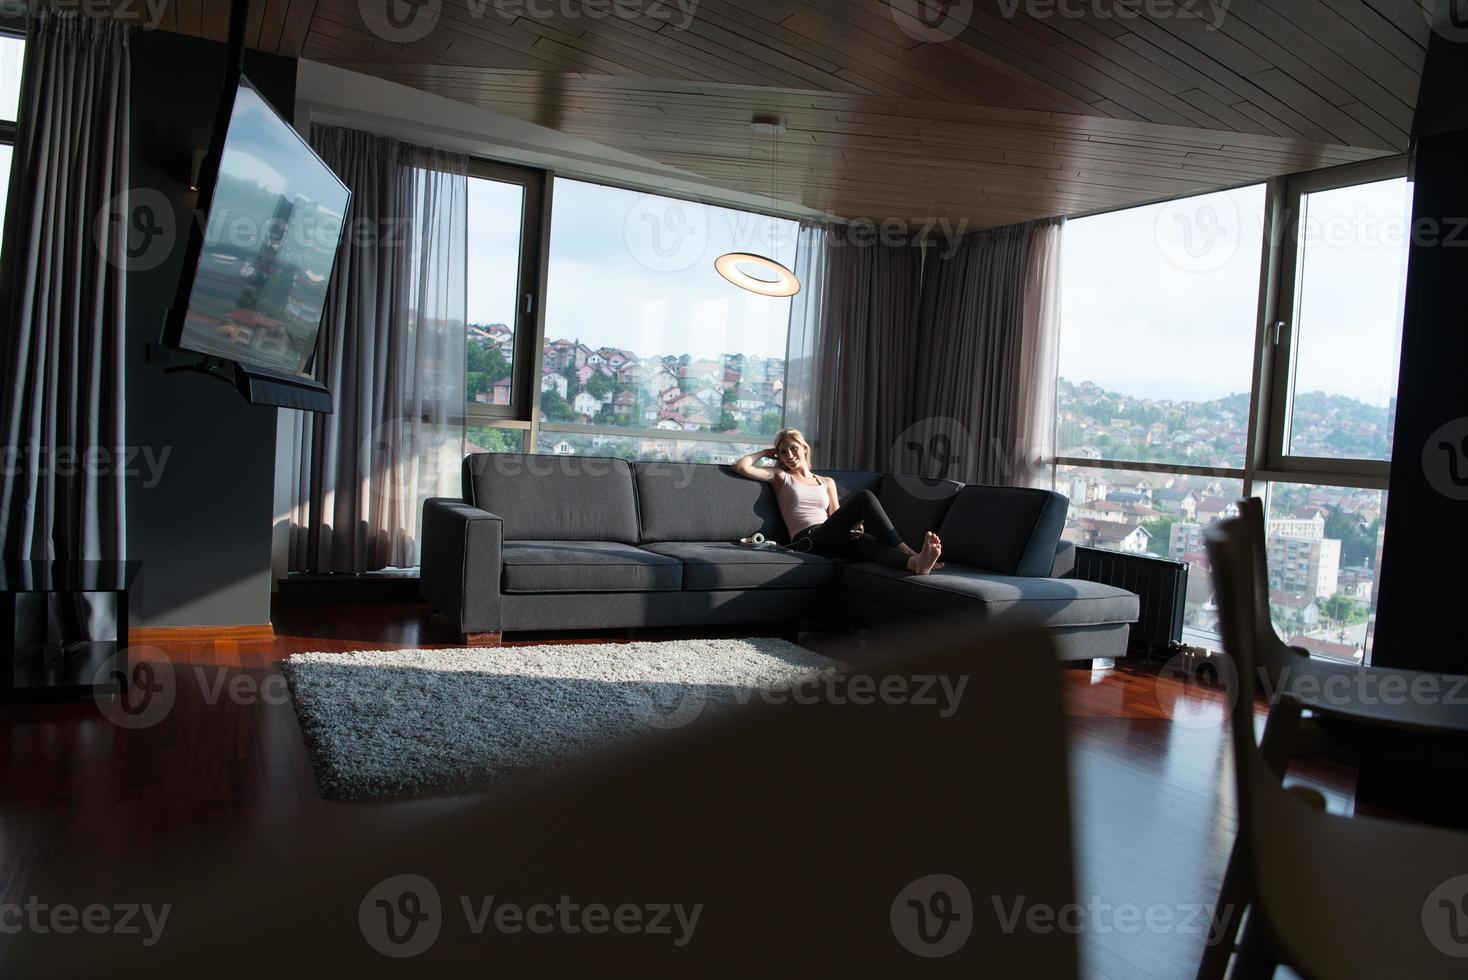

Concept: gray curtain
[[810, 224, 922, 472], [287, 125, 467, 573], [0, 11, 130, 563], [909, 220, 1062, 486]]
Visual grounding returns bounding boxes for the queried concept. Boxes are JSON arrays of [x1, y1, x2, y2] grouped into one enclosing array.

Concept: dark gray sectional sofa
[[420, 453, 1141, 663]]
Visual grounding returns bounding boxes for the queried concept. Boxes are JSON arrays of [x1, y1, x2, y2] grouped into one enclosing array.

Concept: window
[[1058, 184, 1265, 470], [464, 162, 543, 424], [1261, 483, 1387, 664], [0, 34, 24, 230], [1271, 176, 1412, 466], [1056, 184, 1265, 631], [537, 177, 798, 461], [1054, 161, 1409, 662]]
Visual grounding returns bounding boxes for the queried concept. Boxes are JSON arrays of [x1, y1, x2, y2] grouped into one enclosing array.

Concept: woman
[[732, 429, 943, 575]]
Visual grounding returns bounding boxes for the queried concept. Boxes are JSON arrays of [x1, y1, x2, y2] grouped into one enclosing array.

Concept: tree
[[758, 412, 783, 437], [1324, 507, 1381, 568], [540, 390, 578, 423], [718, 411, 740, 434], [1322, 593, 1367, 627], [464, 341, 511, 403], [586, 375, 613, 401], [1141, 516, 1178, 555]]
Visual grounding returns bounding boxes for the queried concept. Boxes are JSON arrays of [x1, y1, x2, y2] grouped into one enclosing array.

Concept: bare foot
[[909, 531, 942, 576]]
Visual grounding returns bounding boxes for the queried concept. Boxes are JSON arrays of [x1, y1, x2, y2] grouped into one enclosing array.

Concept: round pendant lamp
[[717, 117, 801, 296]]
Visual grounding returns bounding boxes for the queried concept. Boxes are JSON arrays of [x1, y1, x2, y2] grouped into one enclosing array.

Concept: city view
[[464, 324, 785, 464], [1058, 378, 1388, 663]]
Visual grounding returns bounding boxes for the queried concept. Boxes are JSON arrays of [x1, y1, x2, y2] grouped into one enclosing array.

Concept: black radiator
[[1073, 547, 1188, 662]]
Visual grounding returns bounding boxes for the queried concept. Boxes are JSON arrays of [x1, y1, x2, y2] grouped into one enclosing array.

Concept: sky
[[0, 37, 20, 227], [1058, 178, 1412, 408], [468, 176, 800, 362], [0, 36, 19, 120]]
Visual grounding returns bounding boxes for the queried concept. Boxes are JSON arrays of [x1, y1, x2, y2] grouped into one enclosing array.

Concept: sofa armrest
[[1050, 541, 1077, 579], [420, 498, 504, 635]]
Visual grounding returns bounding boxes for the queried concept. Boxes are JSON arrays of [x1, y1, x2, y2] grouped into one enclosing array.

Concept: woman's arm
[[732, 449, 780, 483], [824, 478, 841, 517]]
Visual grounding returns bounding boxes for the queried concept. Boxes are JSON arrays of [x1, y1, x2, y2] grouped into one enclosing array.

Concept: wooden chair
[[1197, 497, 1468, 979], [1201, 512, 1468, 979]]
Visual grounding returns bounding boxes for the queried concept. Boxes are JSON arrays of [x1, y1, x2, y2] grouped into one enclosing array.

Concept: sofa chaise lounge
[[420, 454, 1141, 663]]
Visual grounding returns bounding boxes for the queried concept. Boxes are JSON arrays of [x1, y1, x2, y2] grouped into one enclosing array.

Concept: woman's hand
[[849, 521, 866, 539]]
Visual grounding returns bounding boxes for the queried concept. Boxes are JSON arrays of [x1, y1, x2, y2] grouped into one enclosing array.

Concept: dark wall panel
[[126, 30, 297, 627]]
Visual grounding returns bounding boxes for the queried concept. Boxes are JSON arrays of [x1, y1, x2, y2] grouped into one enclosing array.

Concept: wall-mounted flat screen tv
[[164, 75, 350, 412]]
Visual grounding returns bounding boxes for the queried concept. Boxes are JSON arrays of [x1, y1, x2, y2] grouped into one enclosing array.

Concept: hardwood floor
[[0, 602, 1357, 979]]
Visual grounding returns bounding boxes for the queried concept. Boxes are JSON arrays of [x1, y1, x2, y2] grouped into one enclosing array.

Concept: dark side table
[[1, 561, 141, 702]]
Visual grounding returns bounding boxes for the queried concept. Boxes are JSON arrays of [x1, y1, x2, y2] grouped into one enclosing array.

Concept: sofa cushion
[[937, 486, 1070, 577], [463, 454, 640, 544], [633, 462, 785, 544], [641, 542, 842, 590], [878, 474, 963, 551], [844, 562, 1140, 628], [501, 541, 682, 594]]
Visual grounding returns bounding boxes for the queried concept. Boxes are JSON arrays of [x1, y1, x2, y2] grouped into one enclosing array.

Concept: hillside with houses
[[1058, 379, 1394, 467], [465, 323, 786, 464]]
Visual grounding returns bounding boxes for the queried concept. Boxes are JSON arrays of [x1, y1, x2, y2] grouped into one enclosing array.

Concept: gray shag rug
[[281, 638, 838, 801]]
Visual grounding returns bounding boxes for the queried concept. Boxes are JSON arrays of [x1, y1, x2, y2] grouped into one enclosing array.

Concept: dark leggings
[[793, 490, 912, 570]]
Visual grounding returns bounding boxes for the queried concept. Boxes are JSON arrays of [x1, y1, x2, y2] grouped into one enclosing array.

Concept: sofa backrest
[[462, 454, 640, 543], [938, 486, 1070, 577], [878, 474, 964, 551], [818, 469, 883, 501], [633, 462, 786, 544]]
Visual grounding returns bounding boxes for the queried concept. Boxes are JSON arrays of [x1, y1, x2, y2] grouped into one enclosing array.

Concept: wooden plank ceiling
[[155, 0, 1426, 227]]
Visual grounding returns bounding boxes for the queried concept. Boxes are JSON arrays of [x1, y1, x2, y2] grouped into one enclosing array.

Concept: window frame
[[463, 157, 547, 427], [1254, 155, 1408, 489], [528, 173, 796, 457], [1054, 155, 1409, 499], [459, 163, 803, 458]]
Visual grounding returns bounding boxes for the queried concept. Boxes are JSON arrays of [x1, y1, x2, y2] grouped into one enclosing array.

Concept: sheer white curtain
[[1013, 218, 1064, 489], [781, 222, 828, 439], [288, 128, 467, 573]]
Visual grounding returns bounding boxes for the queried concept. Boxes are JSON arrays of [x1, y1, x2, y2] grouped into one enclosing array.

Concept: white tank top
[[776, 475, 828, 537]]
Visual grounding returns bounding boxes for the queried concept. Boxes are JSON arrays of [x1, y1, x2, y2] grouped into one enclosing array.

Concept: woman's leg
[[808, 490, 905, 551], [849, 534, 914, 571]]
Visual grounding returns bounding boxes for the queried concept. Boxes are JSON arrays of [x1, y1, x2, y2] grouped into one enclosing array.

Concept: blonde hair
[[773, 428, 812, 472]]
